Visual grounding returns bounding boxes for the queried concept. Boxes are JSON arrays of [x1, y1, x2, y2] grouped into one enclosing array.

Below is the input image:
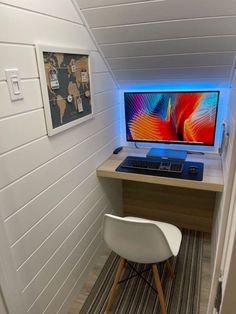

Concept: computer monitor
[[124, 91, 219, 146]]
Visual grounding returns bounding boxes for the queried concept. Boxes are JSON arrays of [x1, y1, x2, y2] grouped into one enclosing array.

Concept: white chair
[[103, 214, 182, 314]]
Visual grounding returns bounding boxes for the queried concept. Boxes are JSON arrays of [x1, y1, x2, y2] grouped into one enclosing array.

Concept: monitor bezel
[[124, 90, 220, 147]]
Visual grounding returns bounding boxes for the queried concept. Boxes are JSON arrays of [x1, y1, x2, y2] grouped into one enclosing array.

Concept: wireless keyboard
[[121, 157, 183, 173], [116, 156, 204, 181]]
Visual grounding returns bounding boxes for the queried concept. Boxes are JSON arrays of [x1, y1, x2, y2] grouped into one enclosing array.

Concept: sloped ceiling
[[75, 0, 236, 89]]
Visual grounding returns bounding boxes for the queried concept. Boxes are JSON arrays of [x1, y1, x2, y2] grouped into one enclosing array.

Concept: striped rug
[[80, 229, 203, 314]]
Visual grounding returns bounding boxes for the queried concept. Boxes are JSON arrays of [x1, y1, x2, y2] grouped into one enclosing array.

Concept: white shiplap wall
[[0, 289, 7, 314], [207, 72, 236, 313], [0, 1, 121, 314], [76, 0, 236, 88]]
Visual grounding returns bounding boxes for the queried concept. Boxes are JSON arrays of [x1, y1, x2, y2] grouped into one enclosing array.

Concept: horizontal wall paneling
[[93, 72, 117, 94], [93, 90, 119, 113], [9, 137, 118, 269], [0, 0, 82, 23], [0, 99, 116, 190], [16, 179, 103, 289], [21, 198, 107, 308], [4, 123, 119, 246], [56, 240, 105, 314], [0, 102, 119, 190], [0, 2, 121, 314], [91, 51, 110, 72], [0, 44, 38, 80], [46, 230, 104, 314], [0, 79, 42, 118], [25, 208, 107, 312], [0, 4, 96, 48], [0, 110, 46, 154], [0, 108, 118, 217]]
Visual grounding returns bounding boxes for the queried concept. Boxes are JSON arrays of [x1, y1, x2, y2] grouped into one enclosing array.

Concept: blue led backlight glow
[[120, 83, 229, 152]]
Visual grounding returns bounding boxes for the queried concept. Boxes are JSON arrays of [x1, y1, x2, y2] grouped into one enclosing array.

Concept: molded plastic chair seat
[[125, 216, 182, 258], [103, 214, 182, 314]]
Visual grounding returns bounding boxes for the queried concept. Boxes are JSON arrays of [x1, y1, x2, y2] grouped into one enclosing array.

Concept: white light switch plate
[[5, 69, 23, 101]]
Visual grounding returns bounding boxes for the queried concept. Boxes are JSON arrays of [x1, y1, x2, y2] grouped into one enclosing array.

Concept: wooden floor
[[68, 247, 111, 314], [68, 233, 211, 314]]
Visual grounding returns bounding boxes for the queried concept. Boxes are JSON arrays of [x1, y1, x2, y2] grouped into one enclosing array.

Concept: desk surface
[[97, 147, 224, 192]]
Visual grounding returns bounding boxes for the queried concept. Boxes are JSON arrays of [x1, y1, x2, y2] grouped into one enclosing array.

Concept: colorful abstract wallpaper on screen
[[124, 91, 219, 145]]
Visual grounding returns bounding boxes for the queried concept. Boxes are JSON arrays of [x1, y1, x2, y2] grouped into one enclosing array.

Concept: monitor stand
[[146, 148, 187, 161]]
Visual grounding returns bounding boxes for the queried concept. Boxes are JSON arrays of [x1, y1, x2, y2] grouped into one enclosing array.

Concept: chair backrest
[[103, 214, 173, 264]]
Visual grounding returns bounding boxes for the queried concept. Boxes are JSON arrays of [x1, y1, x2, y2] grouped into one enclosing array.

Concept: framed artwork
[[36, 45, 94, 136]]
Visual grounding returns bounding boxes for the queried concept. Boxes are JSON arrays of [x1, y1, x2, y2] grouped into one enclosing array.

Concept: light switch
[[5, 69, 23, 101]]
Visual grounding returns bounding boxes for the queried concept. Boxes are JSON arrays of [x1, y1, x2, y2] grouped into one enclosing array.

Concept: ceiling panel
[[81, 0, 236, 28], [117, 78, 230, 89], [107, 53, 234, 70], [92, 17, 236, 45], [101, 36, 236, 58], [75, 0, 236, 88], [113, 66, 231, 80], [76, 0, 160, 10]]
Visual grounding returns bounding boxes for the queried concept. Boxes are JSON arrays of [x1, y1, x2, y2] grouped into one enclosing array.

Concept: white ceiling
[[76, 0, 236, 89]]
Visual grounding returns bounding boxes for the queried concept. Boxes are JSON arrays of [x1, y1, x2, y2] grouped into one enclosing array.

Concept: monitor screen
[[124, 91, 219, 146]]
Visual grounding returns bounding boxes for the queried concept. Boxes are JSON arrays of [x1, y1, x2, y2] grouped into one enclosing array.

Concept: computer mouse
[[113, 146, 123, 154]]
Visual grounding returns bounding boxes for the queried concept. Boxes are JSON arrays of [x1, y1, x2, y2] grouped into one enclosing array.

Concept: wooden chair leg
[[106, 258, 126, 312], [152, 264, 167, 314], [165, 259, 175, 279]]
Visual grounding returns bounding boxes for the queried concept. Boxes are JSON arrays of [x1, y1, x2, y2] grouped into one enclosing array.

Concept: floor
[[68, 247, 111, 314], [68, 233, 211, 314], [199, 233, 211, 314]]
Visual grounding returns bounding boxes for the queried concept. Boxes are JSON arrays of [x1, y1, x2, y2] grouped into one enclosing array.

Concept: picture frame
[[36, 45, 94, 136]]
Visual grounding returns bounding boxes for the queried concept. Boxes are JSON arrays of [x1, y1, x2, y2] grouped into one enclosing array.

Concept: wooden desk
[[97, 147, 224, 232]]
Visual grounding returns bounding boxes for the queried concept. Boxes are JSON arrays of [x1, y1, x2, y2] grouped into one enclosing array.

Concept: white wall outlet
[[5, 69, 24, 101]]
